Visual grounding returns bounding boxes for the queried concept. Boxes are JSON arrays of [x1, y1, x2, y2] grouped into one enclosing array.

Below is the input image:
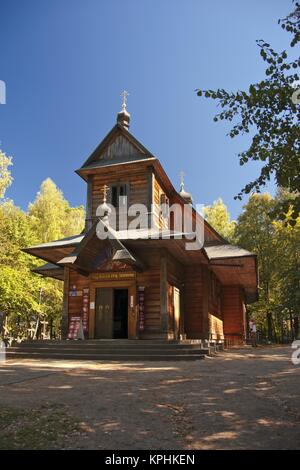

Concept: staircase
[[5, 340, 210, 361]]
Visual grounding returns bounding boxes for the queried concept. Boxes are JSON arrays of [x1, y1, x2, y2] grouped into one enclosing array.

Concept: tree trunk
[[290, 311, 294, 341], [50, 318, 53, 340], [267, 311, 273, 342], [294, 316, 299, 340]]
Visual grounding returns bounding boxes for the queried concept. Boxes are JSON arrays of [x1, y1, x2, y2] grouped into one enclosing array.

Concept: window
[[160, 193, 170, 219], [110, 183, 128, 208]]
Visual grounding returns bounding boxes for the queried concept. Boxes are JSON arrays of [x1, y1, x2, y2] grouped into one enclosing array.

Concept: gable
[[99, 134, 142, 162], [77, 124, 155, 173]]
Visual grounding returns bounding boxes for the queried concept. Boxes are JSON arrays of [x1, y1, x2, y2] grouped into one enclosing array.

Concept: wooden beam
[[147, 169, 154, 229], [85, 175, 93, 231], [160, 250, 168, 334], [202, 265, 210, 338], [61, 267, 70, 339]]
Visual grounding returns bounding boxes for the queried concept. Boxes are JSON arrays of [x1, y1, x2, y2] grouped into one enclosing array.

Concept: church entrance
[[95, 287, 128, 339], [113, 289, 128, 338]]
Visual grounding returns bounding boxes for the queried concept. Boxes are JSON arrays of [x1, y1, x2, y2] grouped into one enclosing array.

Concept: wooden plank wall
[[135, 248, 163, 338], [208, 271, 222, 318], [222, 285, 245, 344], [208, 270, 224, 340], [61, 267, 70, 339], [68, 270, 90, 320], [167, 254, 184, 338], [168, 192, 220, 243], [98, 134, 140, 161], [183, 265, 204, 338], [153, 176, 169, 230], [90, 166, 150, 224]]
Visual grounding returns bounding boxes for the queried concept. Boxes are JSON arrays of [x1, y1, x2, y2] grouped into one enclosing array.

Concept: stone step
[[10, 343, 207, 351], [14, 339, 205, 346], [5, 351, 205, 361], [11, 338, 207, 345], [7, 347, 208, 355], [4, 340, 215, 361]]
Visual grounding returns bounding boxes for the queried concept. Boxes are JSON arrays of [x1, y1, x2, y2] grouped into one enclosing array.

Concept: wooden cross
[[121, 90, 129, 111]]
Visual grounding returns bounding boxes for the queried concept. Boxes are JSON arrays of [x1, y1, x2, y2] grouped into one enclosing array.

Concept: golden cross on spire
[[121, 90, 129, 112], [179, 171, 185, 190], [101, 184, 109, 202]]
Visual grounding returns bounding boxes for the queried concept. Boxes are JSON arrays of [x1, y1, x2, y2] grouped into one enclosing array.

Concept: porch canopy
[[24, 227, 258, 302]]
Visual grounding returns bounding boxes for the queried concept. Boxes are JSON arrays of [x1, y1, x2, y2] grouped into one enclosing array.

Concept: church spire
[[178, 171, 193, 205], [117, 90, 130, 130]]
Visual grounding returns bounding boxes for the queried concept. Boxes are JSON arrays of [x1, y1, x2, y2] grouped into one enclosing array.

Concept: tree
[[0, 200, 35, 266], [0, 149, 13, 198], [204, 198, 236, 242], [0, 157, 84, 340], [0, 200, 44, 340], [235, 190, 300, 342], [235, 193, 278, 340], [279, 1, 300, 48], [197, 2, 300, 220], [28, 178, 85, 243], [272, 189, 300, 338]]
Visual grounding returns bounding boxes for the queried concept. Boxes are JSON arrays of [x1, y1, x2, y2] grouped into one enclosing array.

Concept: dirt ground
[[0, 345, 300, 450]]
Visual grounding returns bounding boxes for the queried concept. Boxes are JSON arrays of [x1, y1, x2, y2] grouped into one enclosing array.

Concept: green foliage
[[196, 2, 300, 219], [235, 191, 300, 340], [279, 1, 300, 48], [0, 149, 13, 198], [28, 178, 85, 243], [204, 198, 237, 242], [272, 193, 300, 315], [0, 201, 36, 266], [0, 156, 85, 341]]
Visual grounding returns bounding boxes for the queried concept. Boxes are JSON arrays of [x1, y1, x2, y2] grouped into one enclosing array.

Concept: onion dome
[[178, 172, 193, 205], [117, 90, 130, 130]]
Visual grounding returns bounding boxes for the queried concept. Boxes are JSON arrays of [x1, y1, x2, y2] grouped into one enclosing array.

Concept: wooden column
[[147, 170, 154, 229], [202, 265, 210, 339], [160, 250, 168, 335], [89, 285, 96, 339], [85, 175, 93, 231], [61, 267, 70, 339]]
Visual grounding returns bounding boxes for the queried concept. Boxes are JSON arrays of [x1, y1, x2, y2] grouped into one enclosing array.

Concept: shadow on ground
[[0, 346, 299, 449]]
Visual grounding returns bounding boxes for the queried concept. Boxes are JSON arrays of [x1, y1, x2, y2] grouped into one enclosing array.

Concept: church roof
[[57, 219, 145, 273], [76, 123, 156, 178], [24, 233, 84, 250], [23, 229, 258, 302], [204, 244, 254, 260], [32, 262, 64, 281]]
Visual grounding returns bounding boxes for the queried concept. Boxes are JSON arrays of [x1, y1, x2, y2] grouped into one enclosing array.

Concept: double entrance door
[[95, 288, 128, 339]]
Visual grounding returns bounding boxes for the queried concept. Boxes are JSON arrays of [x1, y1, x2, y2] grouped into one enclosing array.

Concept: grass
[[0, 403, 84, 450]]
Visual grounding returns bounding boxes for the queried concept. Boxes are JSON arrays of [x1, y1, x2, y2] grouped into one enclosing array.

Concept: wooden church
[[24, 96, 258, 344]]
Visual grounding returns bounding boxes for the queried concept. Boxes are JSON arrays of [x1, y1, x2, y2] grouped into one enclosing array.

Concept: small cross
[[179, 171, 185, 189], [121, 90, 129, 111], [102, 184, 109, 202]]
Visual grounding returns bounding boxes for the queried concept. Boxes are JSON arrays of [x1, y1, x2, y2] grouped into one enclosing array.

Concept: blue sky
[[0, 0, 292, 219]]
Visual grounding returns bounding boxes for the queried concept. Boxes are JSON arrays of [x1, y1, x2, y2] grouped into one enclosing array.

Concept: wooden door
[[95, 288, 113, 338], [173, 287, 180, 340]]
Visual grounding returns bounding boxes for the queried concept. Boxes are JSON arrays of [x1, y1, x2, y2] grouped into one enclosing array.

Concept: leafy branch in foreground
[[196, 2, 300, 220]]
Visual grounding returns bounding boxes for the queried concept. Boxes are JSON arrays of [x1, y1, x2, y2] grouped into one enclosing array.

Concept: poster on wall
[[138, 286, 145, 331], [67, 316, 84, 340], [82, 287, 89, 335], [69, 285, 83, 297]]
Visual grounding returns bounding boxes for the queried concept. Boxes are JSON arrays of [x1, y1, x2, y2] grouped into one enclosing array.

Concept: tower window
[[160, 193, 170, 219], [110, 183, 128, 208]]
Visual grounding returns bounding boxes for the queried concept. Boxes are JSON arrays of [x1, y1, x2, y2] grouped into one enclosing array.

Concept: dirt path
[[0, 345, 299, 449]]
